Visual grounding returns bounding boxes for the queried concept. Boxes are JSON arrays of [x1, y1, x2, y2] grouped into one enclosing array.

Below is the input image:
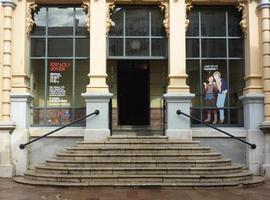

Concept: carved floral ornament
[[26, 1, 38, 36], [106, 0, 116, 35], [82, 0, 90, 32], [159, 0, 169, 37], [236, 0, 248, 38]]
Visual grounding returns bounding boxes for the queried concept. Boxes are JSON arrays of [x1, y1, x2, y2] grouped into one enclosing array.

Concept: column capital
[[258, 0, 270, 10], [0, 0, 17, 9]]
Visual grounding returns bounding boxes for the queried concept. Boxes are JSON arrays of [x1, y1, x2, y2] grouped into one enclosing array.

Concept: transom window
[[186, 6, 244, 126], [108, 6, 167, 59], [30, 6, 89, 126]]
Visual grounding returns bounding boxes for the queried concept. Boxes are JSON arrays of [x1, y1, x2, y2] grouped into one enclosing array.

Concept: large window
[[108, 6, 167, 58], [186, 7, 244, 126], [30, 6, 89, 126]]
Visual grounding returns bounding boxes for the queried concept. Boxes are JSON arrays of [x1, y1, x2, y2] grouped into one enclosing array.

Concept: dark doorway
[[117, 61, 150, 125]]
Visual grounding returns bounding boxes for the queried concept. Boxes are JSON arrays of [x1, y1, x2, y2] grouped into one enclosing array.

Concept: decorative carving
[[159, 1, 169, 37], [26, 2, 38, 36], [185, 0, 193, 31], [106, 1, 116, 35], [237, 1, 247, 38], [82, 0, 90, 32]]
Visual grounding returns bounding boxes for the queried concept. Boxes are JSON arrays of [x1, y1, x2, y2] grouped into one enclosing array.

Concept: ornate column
[[258, 0, 270, 177], [0, 0, 16, 177], [239, 1, 264, 175], [82, 0, 112, 141], [164, 0, 194, 141]]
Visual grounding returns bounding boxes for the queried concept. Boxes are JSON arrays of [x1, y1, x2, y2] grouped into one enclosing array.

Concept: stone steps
[[34, 165, 242, 175], [13, 175, 264, 188], [64, 146, 212, 154], [45, 158, 232, 168], [55, 152, 222, 161], [14, 136, 264, 187], [22, 170, 253, 183], [76, 141, 201, 147]]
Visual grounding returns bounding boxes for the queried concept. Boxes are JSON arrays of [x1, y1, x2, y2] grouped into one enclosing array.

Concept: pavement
[[0, 178, 270, 200]]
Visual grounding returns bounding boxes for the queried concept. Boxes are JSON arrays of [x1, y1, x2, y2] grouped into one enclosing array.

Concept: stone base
[[262, 164, 270, 177], [0, 164, 14, 177], [84, 129, 111, 141], [166, 129, 192, 141], [164, 93, 194, 141]]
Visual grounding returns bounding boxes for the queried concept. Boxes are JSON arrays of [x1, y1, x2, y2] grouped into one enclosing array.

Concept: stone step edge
[[77, 141, 201, 144], [24, 170, 252, 178], [108, 136, 168, 139], [56, 152, 221, 157], [65, 147, 211, 150], [45, 158, 232, 164], [35, 164, 242, 171], [13, 176, 263, 188]]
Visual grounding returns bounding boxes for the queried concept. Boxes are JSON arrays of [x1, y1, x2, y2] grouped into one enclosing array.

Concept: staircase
[[14, 136, 264, 188]]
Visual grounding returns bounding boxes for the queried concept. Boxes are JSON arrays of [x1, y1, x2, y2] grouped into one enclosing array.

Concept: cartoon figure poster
[[203, 65, 227, 124]]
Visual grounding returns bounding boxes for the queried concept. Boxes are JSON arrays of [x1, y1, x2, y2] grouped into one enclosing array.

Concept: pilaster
[[87, 0, 109, 93], [0, 0, 17, 178], [12, 0, 30, 93], [258, 0, 270, 177], [243, 1, 263, 94], [167, 0, 189, 93]]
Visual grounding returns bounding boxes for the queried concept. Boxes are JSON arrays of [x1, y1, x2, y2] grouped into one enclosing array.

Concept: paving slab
[[0, 178, 270, 200]]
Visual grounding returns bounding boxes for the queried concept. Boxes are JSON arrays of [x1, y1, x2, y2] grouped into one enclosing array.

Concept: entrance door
[[117, 61, 150, 125]]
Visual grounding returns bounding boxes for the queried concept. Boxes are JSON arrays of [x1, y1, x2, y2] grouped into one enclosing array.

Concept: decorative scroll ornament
[[159, 1, 169, 37], [82, 0, 90, 32], [106, 1, 116, 35], [185, 0, 193, 31], [237, 1, 247, 38], [236, 1, 247, 37], [26, 2, 38, 36]]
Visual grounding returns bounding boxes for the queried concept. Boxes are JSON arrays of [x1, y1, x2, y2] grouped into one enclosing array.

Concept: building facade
[[0, 0, 270, 178]]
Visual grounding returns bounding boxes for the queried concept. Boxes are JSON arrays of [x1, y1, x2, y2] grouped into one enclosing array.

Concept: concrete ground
[[0, 178, 270, 200]]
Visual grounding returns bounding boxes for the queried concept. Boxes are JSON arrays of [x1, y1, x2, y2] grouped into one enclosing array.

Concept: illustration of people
[[213, 71, 227, 124], [203, 75, 218, 124]]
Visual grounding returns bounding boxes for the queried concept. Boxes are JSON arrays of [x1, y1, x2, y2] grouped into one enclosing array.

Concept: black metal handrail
[[19, 110, 100, 149], [176, 109, 256, 149]]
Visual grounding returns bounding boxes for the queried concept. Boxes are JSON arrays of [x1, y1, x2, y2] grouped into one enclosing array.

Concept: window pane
[[126, 8, 149, 36], [48, 7, 74, 36], [47, 108, 72, 125], [126, 39, 149, 56], [32, 7, 46, 36], [74, 60, 88, 124], [109, 38, 123, 56], [202, 39, 226, 57], [31, 59, 46, 125], [190, 108, 201, 124], [110, 7, 124, 36], [76, 38, 90, 57], [151, 8, 165, 36], [228, 9, 242, 36], [202, 108, 228, 124], [31, 39, 45, 57], [48, 39, 73, 57], [229, 39, 243, 58], [31, 59, 45, 107], [186, 10, 199, 36], [75, 8, 89, 36], [201, 9, 226, 36], [186, 60, 200, 107], [186, 39, 199, 57], [151, 38, 167, 57], [229, 108, 243, 125], [47, 60, 73, 108], [229, 60, 244, 107]]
